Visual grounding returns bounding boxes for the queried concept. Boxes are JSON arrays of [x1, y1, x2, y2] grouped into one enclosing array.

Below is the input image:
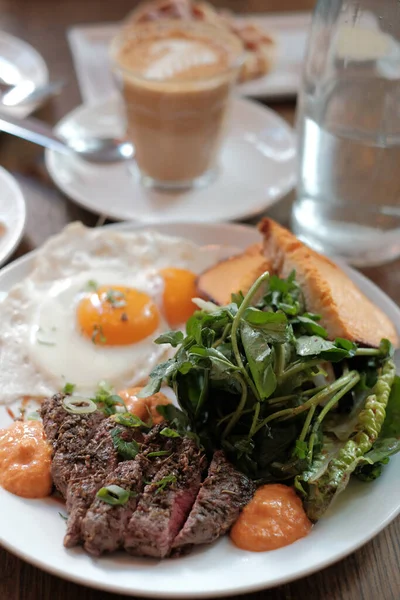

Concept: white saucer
[[0, 31, 49, 117], [45, 95, 296, 223], [0, 168, 26, 265]]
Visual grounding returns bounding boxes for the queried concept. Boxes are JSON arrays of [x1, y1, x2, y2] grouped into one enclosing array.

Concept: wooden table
[[0, 1, 399, 599]]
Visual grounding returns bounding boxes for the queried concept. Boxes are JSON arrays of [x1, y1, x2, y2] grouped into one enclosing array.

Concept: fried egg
[[0, 223, 230, 404]]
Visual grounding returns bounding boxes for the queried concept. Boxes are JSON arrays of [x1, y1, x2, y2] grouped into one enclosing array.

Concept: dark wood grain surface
[[0, 1, 399, 599]]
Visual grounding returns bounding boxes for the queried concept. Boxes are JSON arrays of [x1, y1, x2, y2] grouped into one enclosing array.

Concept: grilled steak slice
[[125, 437, 205, 558], [172, 450, 255, 551], [40, 393, 105, 496], [81, 425, 182, 556], [64, 418, 144, 548], [82, 456, 145, 556], [40, 393, 69, 445], [41, 393, 105, 448]]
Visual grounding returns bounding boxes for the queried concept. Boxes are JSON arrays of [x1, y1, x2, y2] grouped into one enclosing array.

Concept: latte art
[[145, 38, 222, 79]]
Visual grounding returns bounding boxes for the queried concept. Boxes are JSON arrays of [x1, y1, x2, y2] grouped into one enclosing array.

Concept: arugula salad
[[141, 271, 400, 521]]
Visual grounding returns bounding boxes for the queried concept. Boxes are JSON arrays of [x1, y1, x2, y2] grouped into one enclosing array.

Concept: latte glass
[[110, 20, 243, 191]]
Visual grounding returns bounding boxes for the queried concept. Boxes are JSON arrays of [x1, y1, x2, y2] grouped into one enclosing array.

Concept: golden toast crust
[[196, 244, 272, 306], [259, 218, 398, 348]]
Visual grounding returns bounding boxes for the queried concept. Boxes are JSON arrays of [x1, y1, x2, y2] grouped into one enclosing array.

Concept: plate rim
[[0, 30, 49, 116], [0, 220, 399, 598], [0, 167, 26, 266], [0, 30, 49, 82], [44, 95, 297, 223]]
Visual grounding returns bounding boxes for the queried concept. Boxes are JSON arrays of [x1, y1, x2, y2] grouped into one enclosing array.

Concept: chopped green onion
[[63, 396, 97, 415], [160, 428, 181, 438], [92, 324, 107, 344], [37, 339, 56, 346], [96, 485, 130, 506], [111, 427, 141, 460], [86, 280, 98, 291], [114, 412, 148, 428], [151, 474, 177, 493], [147, 450, 171, 458], [26, 411, 41, 421], [105, 289, 127, 308], [63, 382, 76, 395]]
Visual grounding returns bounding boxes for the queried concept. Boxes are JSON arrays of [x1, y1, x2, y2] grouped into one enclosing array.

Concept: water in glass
[[293, 0, 400, 265]]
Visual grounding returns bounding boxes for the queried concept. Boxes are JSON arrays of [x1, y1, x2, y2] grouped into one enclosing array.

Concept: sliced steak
[[40, 393, 105, 496], [82, 456, 145, 556], [64, 418, 144, 548], [81, 425, 178, 556], [172, 450, 255, 551], [124, 436, 206, 558]]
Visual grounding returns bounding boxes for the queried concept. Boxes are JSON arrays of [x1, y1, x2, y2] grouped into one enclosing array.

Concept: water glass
[[293, 0, 400, 266]]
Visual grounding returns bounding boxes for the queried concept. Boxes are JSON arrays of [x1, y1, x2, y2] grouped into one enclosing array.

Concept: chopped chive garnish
[[105, 289, 127, 308], [147, 450, 171, 458], [151, 474, 177, 493], [160, 428, 181, 438], [86, 280, 98, 291], [63, 396, 97, 415], [37, 339, 56, 346], [114, 412, 148, 428], [92, 324, 107, 344], [111, 427, 141, 460], [62, 382, 76, 395], [96, 485, 130, 506]]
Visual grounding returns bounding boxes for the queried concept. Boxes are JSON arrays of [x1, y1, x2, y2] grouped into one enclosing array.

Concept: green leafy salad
[[140, 271, 400, 521]]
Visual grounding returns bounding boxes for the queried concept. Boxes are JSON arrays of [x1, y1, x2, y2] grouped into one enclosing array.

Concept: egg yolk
[[160, 268, 197, 327], [77, 285, 160, 346]]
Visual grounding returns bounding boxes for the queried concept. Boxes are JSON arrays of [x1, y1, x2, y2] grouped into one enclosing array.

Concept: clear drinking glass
[[292, 0, 400, 266], [110, 20, 243, 191]]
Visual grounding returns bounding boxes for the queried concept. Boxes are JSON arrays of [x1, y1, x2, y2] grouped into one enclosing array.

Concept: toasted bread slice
[[259, 218, 399, 348], [196, 244, 272, 306]]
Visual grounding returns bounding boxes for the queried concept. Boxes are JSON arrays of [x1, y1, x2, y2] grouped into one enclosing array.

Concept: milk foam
[[145, 38, 220, 79]]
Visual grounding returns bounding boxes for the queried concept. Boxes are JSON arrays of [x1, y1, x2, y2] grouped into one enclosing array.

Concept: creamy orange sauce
[[230, 484, 312, 552], [0, 421, 52, 498], [118, 386, 172, 424]]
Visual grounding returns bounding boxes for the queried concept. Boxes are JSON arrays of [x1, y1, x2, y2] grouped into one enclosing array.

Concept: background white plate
[[68, 12, 311, 104], [45, 96, 297, 222], [0, 31, 49, 117], [0, 167, 26, 265], [0, 221, 399, 598]]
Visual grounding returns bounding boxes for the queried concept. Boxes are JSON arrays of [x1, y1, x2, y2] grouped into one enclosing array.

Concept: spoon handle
[[0, 112, 70, 154]]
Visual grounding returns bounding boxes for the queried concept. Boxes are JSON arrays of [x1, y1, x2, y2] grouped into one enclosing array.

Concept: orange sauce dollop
[[0, 421, 52, 498], [230, 484, 312, 552], [118, 386, 172, 425]]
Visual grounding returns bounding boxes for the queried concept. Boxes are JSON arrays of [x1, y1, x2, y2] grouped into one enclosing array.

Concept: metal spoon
[[0, 112, 134, 163]]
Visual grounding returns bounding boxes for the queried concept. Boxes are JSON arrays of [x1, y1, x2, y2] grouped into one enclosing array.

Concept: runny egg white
[[0, 223, 234, 404]]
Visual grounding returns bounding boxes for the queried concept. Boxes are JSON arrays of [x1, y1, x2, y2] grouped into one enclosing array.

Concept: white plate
[[0, 221, 399, 598], [0, 167, 26, 265], [0, 31, 49, 117], [45, 96, 296, 223], [68, 13, 311, 103]]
